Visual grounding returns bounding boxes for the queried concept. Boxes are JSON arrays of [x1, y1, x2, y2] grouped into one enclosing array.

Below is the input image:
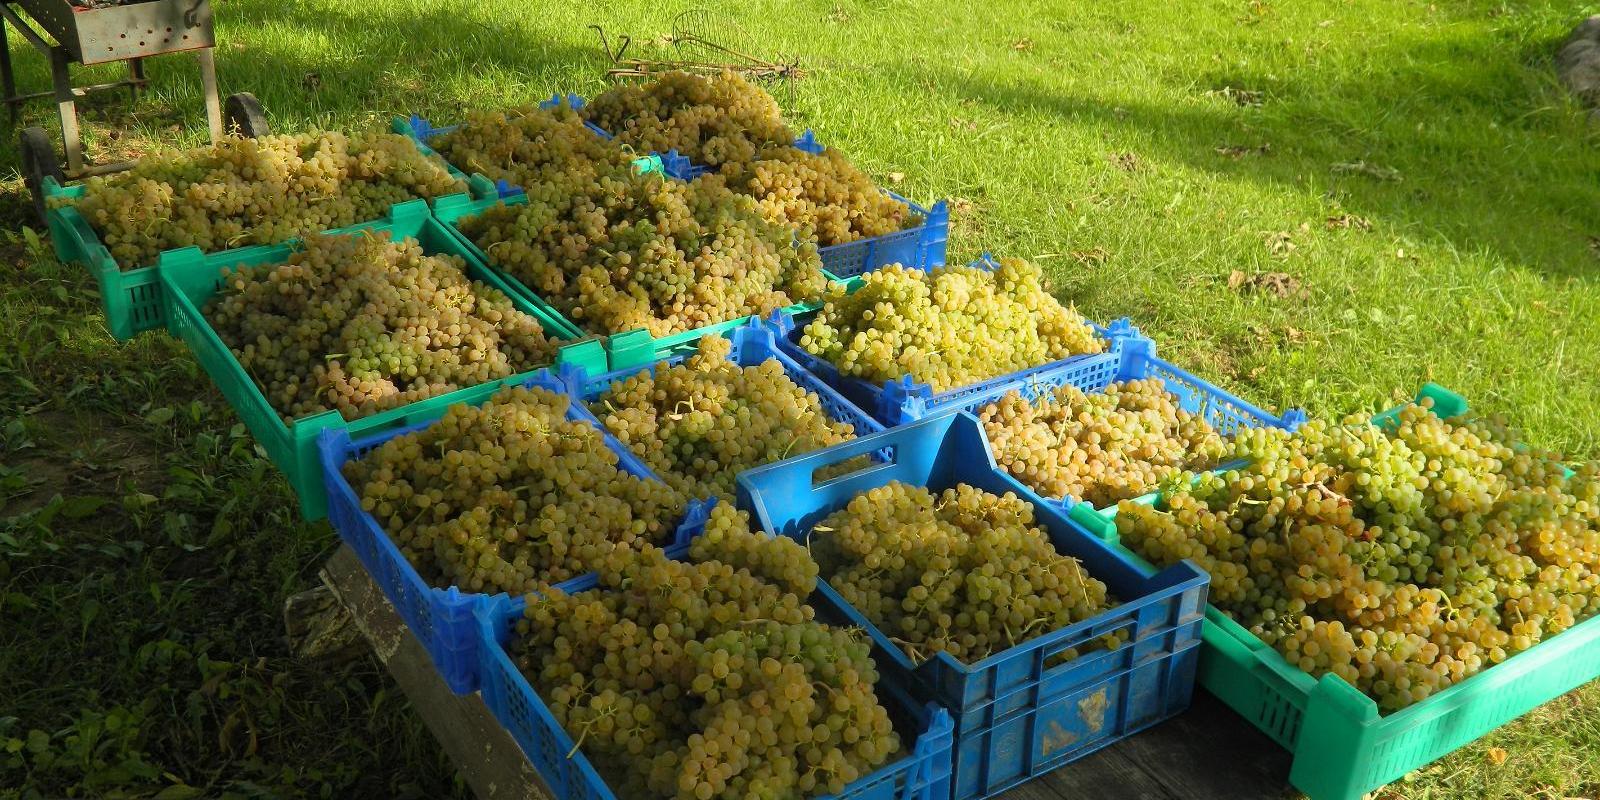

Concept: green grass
[[2, 0, 1599, 798]]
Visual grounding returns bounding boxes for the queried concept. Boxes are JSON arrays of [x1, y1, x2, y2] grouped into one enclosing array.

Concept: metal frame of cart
[[0, 0, 268, 219]]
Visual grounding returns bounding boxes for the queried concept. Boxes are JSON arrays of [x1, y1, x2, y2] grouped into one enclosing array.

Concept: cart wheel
[[20, 127, 64, 224], [224, 92, 270, 138]]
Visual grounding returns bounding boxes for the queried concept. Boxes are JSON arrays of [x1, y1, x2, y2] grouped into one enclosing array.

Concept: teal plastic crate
[[158, 199, 606, 520], [473, 577, 956, 800], [1069, 383, 1600, 800], [432, 192, 840, 371], [736, 412, 1209, 800], [42, 138, 492, 341]]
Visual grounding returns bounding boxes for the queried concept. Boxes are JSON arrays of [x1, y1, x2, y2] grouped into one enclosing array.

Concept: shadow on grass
[[926, 27, 1600, 282]]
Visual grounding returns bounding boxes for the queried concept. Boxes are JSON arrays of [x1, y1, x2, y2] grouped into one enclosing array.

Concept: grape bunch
[[697, 145, 920, 247], [798, 259, 1104, 392], [810, 482, 1120, 664], [431, 101, 637, 190], [591, 335, 862, 500], [457, 172, 827, 338], [508, 503, 900, 799], [342, 385, 687, 595], [205, 232, 558, 423], [979, 379, 1231, 508], [584, 71, 795, 168], [1114, 399, 1600, 712], [64, 132, 465, 269]]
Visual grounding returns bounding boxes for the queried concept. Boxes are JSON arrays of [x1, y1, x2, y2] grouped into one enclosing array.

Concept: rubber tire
[[20, 127, 64, 224], [224, 92, 270, 138]]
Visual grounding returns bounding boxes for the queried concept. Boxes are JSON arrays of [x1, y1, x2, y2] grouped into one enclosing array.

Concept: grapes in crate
[[979, 378, 1231, 508], [590, 335, 865, 500], [798, 258, 1104, 392], [584, 71, 795, 168], [508, 503, 899, 799], [697, 144, 921, 248], [431, 101, 636, 190], [456, 173, 827, 338], [1113, 399, 1600, 712], [810, 481, 1122, 665], [206, 232, 559, 423], [341, 384, 687, 596], [60, 132, 465, 269]]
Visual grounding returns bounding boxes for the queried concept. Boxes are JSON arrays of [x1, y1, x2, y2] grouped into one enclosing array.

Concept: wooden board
[[322, 544, 1297, 800]]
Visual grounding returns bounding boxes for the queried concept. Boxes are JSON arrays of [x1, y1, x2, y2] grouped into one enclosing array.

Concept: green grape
[[1113, 399, 1600, 713], [458, 171, 826, 338], [583, 71, 795, 168], [342, 385, 687, 595], [592, 335, 862, 500], [798, 259, 1104, 392], [59, 131, 465, 269], [507, 525, 899, 799], [696, 144, 919, 248], [979, 379, 1231, 507], [205, 232, 559, 423], [810, 481, 1123, 665]]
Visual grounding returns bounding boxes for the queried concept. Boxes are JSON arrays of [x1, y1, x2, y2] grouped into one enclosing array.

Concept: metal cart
[[2, 0, 270, 219]]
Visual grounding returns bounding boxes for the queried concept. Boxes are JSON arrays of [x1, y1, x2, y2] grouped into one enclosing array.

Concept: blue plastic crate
[[661, 129, 949, 279], [735, 412, 1210, 800], [567, 318, 883, 447], [316, 369, 711, 694], [393, 93, 688, 197], [814, 317, 1309, 515], [767, 256, 1135, 426], [473, 571, 956, 800]]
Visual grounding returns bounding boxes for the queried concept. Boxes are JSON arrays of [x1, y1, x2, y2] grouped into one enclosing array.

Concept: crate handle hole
[[810, 444, 896, 487]]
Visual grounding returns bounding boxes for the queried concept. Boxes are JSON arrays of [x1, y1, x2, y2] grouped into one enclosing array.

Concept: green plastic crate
[[431, 193, 838, 371], [157, 199, 606, 521], [1068, 382, 1600, 800], [42, 177, 165, 340], [42, 139, 497, 341]]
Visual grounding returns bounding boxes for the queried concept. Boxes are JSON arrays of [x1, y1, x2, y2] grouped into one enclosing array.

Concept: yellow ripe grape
[[342, 385, 688, 596], [432, 101, 637, 190], [204, 232, 559, 423], [583, 71, 795, 168], [979, 379, 1231, 507], [696, 144, 919, 247], [798, 259, 1104, 393], [1113, 401, 1600, 713], [591, 335, 860, 500], [458, 171, 826, 338], [507, 539, 899, 800], [60, 131, 465, 269], [811, 481, 1120, 665]]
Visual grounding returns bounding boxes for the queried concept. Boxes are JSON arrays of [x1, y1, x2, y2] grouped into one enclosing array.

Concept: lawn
[[2, 0, 1599, 798]]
